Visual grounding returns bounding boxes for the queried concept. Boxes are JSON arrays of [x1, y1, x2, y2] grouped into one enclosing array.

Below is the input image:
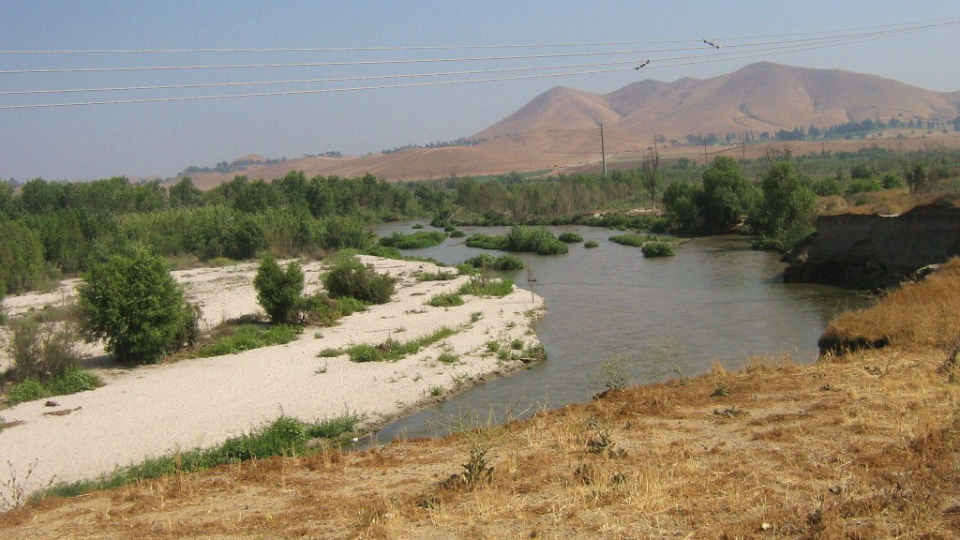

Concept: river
[[367, 222, 864, 441]]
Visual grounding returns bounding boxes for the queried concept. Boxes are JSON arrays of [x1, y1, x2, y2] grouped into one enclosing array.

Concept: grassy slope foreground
[[3, 263, 960, 538]]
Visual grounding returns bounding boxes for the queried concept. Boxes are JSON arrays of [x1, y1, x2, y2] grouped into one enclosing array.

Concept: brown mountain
[[177, 62, 960, 186], [474, 62, 960, 147]]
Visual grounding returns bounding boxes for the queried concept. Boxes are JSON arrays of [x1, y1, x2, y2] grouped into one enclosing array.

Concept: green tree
[[0, 220, 45, 293], [168, 177, 205, 208], [254, 254, 304, 324], [752, 162, 817, 251], [77, 246, 198, 364], [699, 156, 756, 233]]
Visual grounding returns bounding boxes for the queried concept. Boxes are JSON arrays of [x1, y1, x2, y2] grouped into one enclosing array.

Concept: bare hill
[[475, 62, 959, 144], [176, 62, 959, 187]]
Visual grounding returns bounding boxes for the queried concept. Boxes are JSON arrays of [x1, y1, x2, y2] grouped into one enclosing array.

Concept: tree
[[699, 156, 756, 233], [254, 254, 304, 324], [641, 137, 662, 208], [78, 246, 198, 364], [0, 220, 45, 293], [752, 162, 816, 251]]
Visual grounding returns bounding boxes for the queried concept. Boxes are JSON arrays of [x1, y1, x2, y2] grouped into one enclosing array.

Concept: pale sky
[[1, 1, 958, 181]]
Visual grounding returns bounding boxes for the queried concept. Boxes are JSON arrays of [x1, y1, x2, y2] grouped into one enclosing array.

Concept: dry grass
[[821, 257, 960, 353], [4, 266, 960, 538], [826, 191, 960, 216]]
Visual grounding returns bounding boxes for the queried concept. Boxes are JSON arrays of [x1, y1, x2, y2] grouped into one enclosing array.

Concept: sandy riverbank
[[0, 256, 544, 502]]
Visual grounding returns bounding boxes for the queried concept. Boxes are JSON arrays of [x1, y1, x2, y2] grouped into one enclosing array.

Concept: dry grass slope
[[5, 262, 960, 538]]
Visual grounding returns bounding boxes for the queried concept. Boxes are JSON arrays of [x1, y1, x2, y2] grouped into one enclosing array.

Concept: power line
[[0, 20, 954, 110], [1, 20, 953, 75], [1, 15, 955, 55]]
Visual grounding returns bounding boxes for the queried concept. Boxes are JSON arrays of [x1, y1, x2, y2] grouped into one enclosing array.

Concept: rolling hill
[[176, 62, 960, 186]]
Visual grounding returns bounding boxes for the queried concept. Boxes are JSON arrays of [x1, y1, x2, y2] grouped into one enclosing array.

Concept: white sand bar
[[0, 256, 545, 502]]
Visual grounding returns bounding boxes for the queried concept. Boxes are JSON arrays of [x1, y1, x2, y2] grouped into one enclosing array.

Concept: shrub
[[494, 254, 525, 271], [9, 320, 80, 384], [584, 240, 599, 248], [0, 221, 45, 294], [417, 270, 457, 281], [437, 351, 459, 365], [322, 255, 396, 304], [465, 233, 506, 250], [427, 292, 465, 307], [77, 246, 199, 364], [449, 230, 466, 238], [8, 379, 48, 405], [46, 366, 100, 396], [609, 234, 646, 247], [558, 232, 584, 243], [378, 231, 445, 249], [254, 254, 305, 324], [464, 253, 524, 271], [641, 241, 676, 258]]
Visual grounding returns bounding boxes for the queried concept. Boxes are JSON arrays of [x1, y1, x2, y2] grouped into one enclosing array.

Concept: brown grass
[[821, 257, 960, 352], [4, 266, 960, 538]]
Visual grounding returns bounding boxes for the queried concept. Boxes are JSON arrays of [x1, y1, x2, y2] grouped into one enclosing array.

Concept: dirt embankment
[[784, 203, 960, 288]]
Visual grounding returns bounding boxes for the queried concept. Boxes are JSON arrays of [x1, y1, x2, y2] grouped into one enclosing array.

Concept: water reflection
[[365, 222, 864, 442]]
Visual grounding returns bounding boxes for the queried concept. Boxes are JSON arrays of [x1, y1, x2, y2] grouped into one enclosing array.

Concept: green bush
[[427, 292, 465, 307], [254, 254, 305, 324], [494, 254, 525, 270], [464, 253, 524, 271], [0, 221, 45, 294], [46, 366, 101, 396], [465, 233, 506, 250], [641, 241, 676, 258], [558, 232, 584, 243], [378, 231, 445, 249], [845, 177, 882, 196], [9, 379, 48, 405], [78, 246, 199, 364], [322, 254, 396, 305], [449, 230, 466, 238], [584, 240, 599, 248], [504, 226, 568, 255], [347, 344, 384, 363]]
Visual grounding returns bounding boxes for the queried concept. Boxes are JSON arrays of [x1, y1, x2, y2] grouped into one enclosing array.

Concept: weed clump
[[322, 254, 397, 305], [378, 231, 445, 249]]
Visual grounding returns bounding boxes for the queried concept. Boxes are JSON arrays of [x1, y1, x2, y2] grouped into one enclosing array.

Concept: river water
[[367, 222, 864, 441]]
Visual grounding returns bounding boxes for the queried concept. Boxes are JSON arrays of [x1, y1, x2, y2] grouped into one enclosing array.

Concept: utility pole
[[600, 123, 607, 177]]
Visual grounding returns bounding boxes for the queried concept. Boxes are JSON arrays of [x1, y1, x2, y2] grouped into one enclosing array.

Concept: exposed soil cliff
[[783, 204, 960, 288]]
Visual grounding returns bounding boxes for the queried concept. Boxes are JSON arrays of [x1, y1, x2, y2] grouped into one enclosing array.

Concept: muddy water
[[366, 222, 864, 441]]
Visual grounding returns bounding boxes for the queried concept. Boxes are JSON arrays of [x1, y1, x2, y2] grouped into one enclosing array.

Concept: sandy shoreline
[[0, 256, 545, 503]]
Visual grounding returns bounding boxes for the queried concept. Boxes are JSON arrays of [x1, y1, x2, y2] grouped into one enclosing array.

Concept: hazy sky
[[2, 1, 959, 181]]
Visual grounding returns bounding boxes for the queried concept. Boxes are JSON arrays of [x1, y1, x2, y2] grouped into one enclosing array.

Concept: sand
[[0, 256, 544, 503]]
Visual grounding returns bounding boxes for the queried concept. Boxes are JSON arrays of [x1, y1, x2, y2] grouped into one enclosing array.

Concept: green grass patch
[[345, 326, 459, 363], [584, 240, 599, 248], [8, 367, 101, 405], [379, 230, 446, 249], [426, 292, 465, 307], [459, 277, 514, 297], [193, 324, 299, 358], [37, 412, 363, 501], [558, 232, 584, 243], [437, 351, 459, 365], [608, 234, 646, 247]]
